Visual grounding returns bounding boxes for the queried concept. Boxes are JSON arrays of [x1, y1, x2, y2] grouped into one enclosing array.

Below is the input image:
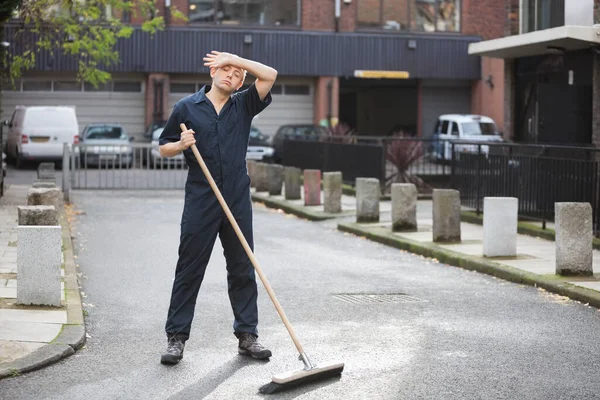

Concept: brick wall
[[145, 74, 170, 128], [462, 0, 505, 40], [302, 0, 334, 31]]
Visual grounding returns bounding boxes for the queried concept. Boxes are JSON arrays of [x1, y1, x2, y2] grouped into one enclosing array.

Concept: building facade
[[2, 0, 505, 141], [470, 0, 600, 146]]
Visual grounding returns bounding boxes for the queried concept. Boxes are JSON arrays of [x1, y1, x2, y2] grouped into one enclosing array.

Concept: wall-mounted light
[[244, 34, 253, 44], [407, 39, 416, 50], [485, 74, 494, 89], [546, 45, 565, 55]]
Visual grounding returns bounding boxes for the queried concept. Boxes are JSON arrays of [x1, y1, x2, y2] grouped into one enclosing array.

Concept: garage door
[[421, 81, 472, 138], [168, 77, 315, 137], [1, 76, 146, 139]]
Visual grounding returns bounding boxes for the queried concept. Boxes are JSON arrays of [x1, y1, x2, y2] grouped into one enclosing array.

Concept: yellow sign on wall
[[353, 70, 410, 79]]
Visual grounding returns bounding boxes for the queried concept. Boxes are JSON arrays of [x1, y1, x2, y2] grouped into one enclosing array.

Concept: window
[[113, 81, 141, 92], [22, 81, 52, 91], [170, 83, 196, 93], [441, 120, 449, 134], [285, 85, 310, 95], [54, 81, 81, 91], [358, 0, 409, 30], [412, 0, 460, 32], [84, 82, 110, 91], [188, 0, 299, 26], [521, 0, 564, 33], [450, 122, 459, 136]]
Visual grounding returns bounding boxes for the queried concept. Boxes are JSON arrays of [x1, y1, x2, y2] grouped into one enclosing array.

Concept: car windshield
[[295, 126, 326, 136], [152, 128, 164, 140], [85, 125, 127, 140], [250, 126, 262, 138], [461, 122, 497, 136]]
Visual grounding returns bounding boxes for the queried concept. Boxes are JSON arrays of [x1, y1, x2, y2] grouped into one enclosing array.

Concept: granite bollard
[[17, 226, 62, 307], [391, 183, 417, 231], [37, 162, 56, 180], [356, 178, 380, 223], [247, 160, 257, 188], [267, 164, 285, 195], [432, 189, 461, 242], [483, 197, 518, 257], [18, 205, 59, 226], [284, 166, 302, 200], [254, 163, 269, 192], [555, 202, 593, 276], [323, 172, 342, 213], [304, 170, 321, 206], [27, 187, 62, 208]]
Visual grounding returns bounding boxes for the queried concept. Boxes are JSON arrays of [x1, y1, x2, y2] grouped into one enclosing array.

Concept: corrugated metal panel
[[421, 83, 472, 138], [4, 25, 481, 79]]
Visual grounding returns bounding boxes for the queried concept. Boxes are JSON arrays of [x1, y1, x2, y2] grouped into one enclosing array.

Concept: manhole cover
[[332, 293, 427, 304]]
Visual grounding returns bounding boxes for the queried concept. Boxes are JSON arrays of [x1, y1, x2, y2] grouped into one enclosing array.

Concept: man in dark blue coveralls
[[157, 50, 278, 365]]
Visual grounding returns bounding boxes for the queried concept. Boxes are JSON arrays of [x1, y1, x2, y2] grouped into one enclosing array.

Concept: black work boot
[[237, 332, 272, 360], [161, 336, 185, 365]]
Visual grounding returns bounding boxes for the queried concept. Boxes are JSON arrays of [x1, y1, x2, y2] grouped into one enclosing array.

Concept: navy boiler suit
[[159, 83, 272, 341]]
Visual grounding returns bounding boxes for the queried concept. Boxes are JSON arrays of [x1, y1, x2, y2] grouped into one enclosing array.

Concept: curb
[[460, 211, 600, 251], [0, 201, 85, 379], [251, 192, 354, 221], [337, 222, 600, 310]]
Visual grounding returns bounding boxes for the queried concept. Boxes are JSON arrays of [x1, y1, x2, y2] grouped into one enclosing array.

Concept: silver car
[[79, 124, 134, 168]]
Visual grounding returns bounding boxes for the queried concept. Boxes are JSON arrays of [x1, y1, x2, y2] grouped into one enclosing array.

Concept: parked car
[[3, 105, 79, 168], [78, 123, 134, 168], [150, 127, 185, 168], [431, 114, 504, 161], [247, 125, 275, 162], [272, 124, 328, 163]]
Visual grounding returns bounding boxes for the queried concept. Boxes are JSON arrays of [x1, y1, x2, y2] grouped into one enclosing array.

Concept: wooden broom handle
[[179, 123, 305, 355]]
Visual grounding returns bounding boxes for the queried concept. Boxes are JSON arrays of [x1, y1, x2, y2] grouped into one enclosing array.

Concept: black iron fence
[[451, 141, 600, 237], [281, 135, 453, 193]]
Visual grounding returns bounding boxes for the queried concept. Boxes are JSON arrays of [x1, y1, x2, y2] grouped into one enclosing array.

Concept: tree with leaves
[[1, 0, 185, 88]]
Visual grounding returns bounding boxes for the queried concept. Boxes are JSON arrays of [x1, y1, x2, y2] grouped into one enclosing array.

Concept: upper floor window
[[521, 0, 564, 33], [189, 0, 299, 26], [357, 0, 460, 33]]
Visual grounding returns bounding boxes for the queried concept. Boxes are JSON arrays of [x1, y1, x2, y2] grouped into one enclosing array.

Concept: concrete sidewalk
[[0, 183, 85, 379], [251, 188, 600, 308]]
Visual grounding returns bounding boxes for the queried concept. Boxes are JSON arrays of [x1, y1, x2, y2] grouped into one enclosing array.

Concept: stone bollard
[[432, 189, 461, 242], [254, 163, 269, 192], [247, 160, 257, 188], [37, 162, 56, 180], [28, 187, 62, 208], [356, 178, 380, 223], [555, 202, 593, 276], [483, 197, 518, 257], [267, 164, 285, 195], [304, 170, 321, 206], [323, 172, 342, 213], [17, 226, 62, 307], [391, 183, 417, 231], [18, 205, 59, 226], [284, 166, 302, 200]]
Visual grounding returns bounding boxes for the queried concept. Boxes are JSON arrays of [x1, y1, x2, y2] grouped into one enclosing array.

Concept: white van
[[3, 105, 79, 168], [431, 114, 504, 161]]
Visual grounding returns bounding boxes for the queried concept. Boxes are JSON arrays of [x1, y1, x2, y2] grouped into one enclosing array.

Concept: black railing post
[[476, 143, 482, 215], [450, 140, 456, 189]]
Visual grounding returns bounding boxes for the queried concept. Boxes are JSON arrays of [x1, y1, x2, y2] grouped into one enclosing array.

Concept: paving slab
[[0, 341, 45, 364], [0, 309, 67, 324], [0, 321, 62, 342]]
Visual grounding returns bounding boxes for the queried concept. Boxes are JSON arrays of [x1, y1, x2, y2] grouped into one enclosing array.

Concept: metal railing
[[281, 135, 454, 193], [450, 141, 600, 237], [65, 143, 188, 190]]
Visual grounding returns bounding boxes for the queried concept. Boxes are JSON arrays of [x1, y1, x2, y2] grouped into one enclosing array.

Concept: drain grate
[[332, 293, 427, 304]]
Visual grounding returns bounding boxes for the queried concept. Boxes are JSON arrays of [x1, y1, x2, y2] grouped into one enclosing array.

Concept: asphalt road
[[2, 188, 600, 399]]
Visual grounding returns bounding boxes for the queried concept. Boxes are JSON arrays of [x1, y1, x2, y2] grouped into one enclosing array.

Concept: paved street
[[2, 187, 600, 399]]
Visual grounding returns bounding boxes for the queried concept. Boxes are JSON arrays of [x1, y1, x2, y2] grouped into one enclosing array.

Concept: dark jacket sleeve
[[242, 82, 273, 118], [159, 102, 183, 146]]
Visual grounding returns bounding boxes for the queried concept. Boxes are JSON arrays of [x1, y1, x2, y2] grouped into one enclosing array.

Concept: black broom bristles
[[258, 365, 344, 394]]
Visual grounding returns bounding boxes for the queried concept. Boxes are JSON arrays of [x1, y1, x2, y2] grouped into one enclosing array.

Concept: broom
[[179, 124, 344, 394]]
